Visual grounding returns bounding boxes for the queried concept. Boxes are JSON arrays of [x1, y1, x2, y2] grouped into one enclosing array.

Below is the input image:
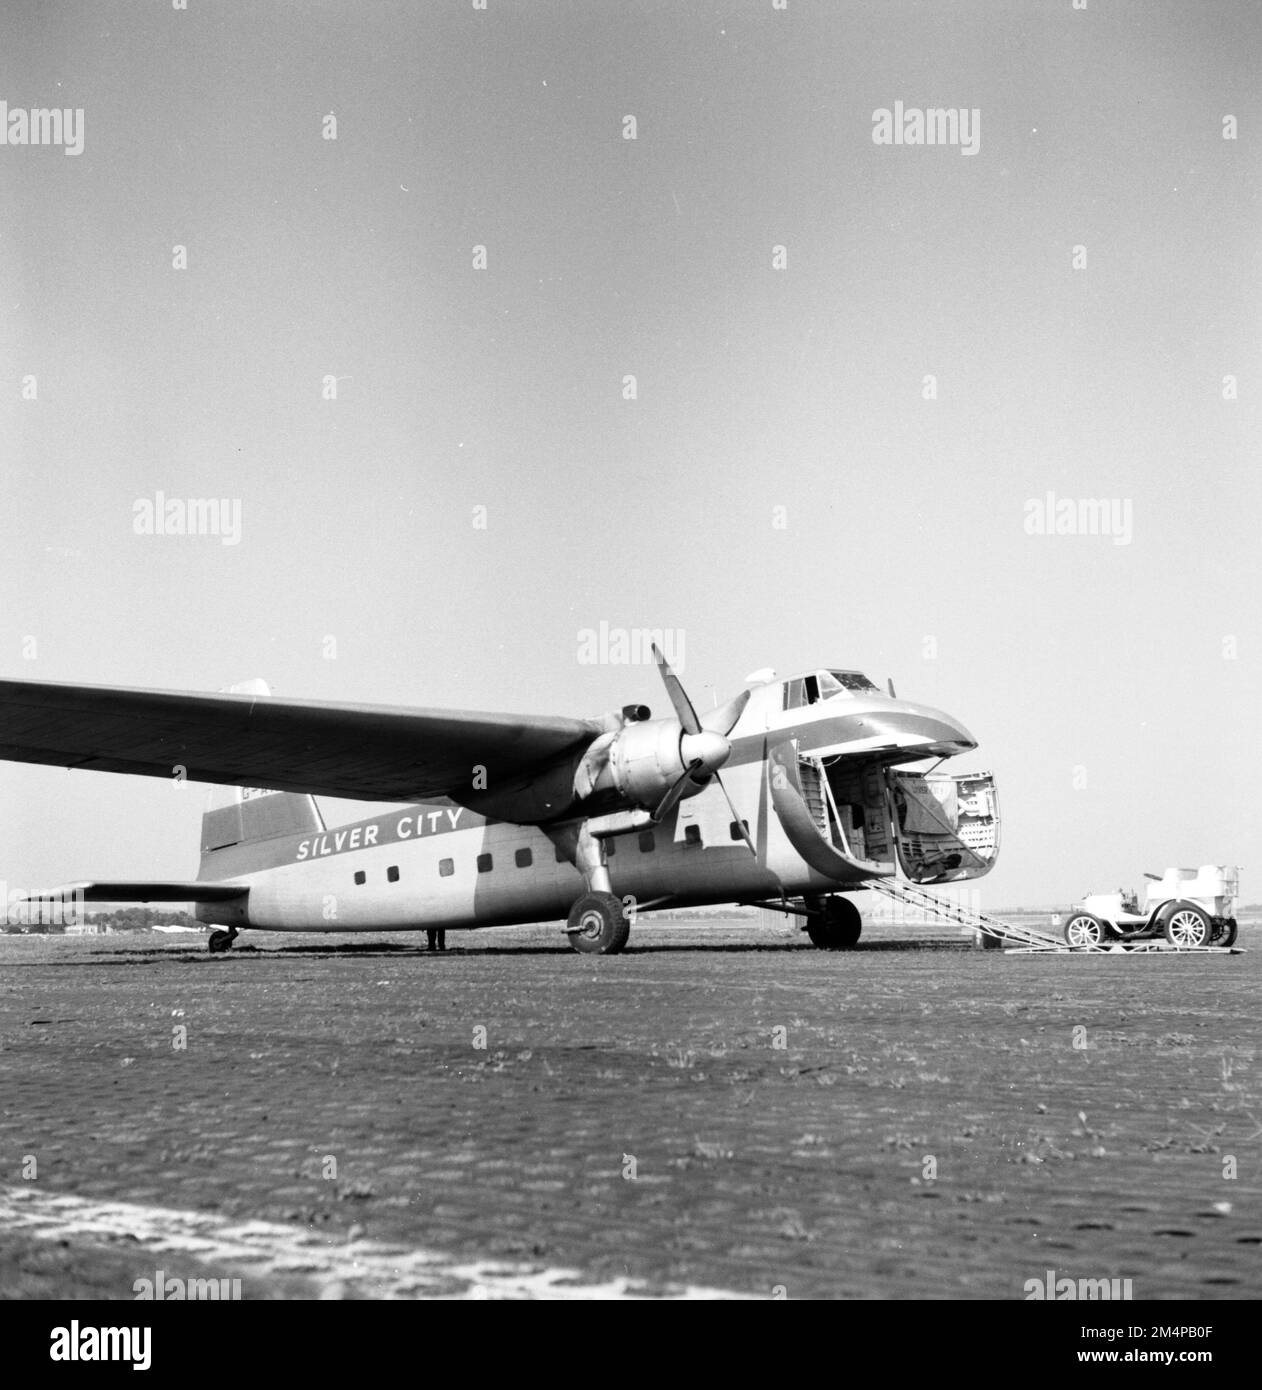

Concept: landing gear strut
[[563, 822, 631, 955], [207, 928, 238, 954], [805, 895, 862, 949]]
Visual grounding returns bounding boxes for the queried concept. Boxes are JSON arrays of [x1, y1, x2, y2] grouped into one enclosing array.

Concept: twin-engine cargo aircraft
[[0, 649, 999, 954]]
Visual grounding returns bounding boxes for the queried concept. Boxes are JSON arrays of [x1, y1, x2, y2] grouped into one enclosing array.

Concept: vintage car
[[1061, 866, 1239, 948]]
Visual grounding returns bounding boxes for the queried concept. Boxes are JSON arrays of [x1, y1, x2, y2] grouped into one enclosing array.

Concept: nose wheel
[[805, 895, 862, 949]]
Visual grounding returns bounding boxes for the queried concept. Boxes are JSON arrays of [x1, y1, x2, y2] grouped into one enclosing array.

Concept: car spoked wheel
[[1163, 901, 1213, 947], [1064, 912, 1106, 947]]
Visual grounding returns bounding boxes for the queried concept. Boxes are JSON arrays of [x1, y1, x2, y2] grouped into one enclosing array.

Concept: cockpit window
[[783, 670, 880, 709], [828, 670, 879, 693], [816, 672, 844, 699]]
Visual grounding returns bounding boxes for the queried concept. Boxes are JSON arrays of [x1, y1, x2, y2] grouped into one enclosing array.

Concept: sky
[[1, 0, 1259, 909]]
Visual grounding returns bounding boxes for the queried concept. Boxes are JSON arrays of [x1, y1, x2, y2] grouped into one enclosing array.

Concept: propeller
[[650, 644, 757, 856]]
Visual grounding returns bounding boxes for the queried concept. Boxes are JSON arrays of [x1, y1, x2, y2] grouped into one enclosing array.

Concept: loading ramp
[[866, 880, 1243, 953], [868, 879, 1078, 950]]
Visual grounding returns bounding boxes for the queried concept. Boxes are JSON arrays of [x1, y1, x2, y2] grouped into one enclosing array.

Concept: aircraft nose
[[874, 702, 977, 756], [815, 701, 978, 758]]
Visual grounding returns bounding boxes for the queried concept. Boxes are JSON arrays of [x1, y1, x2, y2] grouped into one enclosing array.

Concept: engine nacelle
[[573, 717, 731, 812], [607, 718, 689, 807]]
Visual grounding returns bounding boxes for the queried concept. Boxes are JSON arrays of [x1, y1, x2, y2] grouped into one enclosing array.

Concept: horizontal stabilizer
[[17, 881, 248, 904]]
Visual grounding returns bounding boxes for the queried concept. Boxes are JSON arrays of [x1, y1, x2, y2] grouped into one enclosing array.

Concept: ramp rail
[[866, 879, 1071, 950]]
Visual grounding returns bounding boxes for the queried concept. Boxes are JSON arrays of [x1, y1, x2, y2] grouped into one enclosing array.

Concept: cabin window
[[353, 870, 366, 886], [515, 847, 532, 868], [684, 824, 701, 846], [438, 858, 454, 877], [477, 853, 493, 873], [638, 831, 655, 853], [387, 865, 400, 883], [605, 838, 616, 856], [729, 820, 749, 840]]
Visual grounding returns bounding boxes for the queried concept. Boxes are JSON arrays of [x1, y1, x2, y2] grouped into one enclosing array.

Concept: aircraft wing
[[0, 678, 603, 801]]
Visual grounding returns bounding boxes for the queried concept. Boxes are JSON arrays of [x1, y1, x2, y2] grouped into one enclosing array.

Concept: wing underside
[[0, 678, 602, 801]]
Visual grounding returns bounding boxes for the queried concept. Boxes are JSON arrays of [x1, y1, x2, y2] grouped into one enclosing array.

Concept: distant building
[[64, 919, 107, 936]]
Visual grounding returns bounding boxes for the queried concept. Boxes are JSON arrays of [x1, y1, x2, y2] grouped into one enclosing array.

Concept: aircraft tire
[[566, 892, 631, 955], [207, 930, 235, 954], [1162, 901, 1213, 948], [806, 896, 862, 949]]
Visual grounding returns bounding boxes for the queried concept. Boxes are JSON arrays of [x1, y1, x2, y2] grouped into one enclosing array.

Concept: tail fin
[[200, 680, 325, 855]]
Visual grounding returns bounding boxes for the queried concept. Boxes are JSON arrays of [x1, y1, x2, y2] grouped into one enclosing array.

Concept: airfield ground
[[0, 912, 1258, 1299]]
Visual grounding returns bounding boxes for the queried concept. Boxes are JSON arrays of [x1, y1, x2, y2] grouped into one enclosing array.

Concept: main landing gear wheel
[[207, 929, 237, 954], [1064, 912, 1107, 947], [566, 892, 631, 955], [806, 896, 862, 950], [1163, 901, 1213, 948]]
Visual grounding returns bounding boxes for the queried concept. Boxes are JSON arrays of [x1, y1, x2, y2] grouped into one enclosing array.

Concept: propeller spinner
[[649, 644, 757, 857]]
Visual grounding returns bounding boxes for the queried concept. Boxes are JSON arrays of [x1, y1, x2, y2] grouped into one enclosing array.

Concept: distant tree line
[[90, 907, 203, 932], [2, 907, 202, 934]]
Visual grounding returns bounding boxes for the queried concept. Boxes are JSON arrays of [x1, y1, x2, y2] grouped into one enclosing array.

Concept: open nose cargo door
[[887, 770, 1000, 884]]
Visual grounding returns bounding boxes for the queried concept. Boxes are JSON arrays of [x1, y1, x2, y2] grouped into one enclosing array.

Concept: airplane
[[0, 648, 999, 954]]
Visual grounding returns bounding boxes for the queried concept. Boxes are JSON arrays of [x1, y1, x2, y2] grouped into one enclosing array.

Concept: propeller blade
[[700, 687, 750, 738], [653, 759, 704, 822], [715, 770, 757, 858], [651, 642, 701, 736]]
